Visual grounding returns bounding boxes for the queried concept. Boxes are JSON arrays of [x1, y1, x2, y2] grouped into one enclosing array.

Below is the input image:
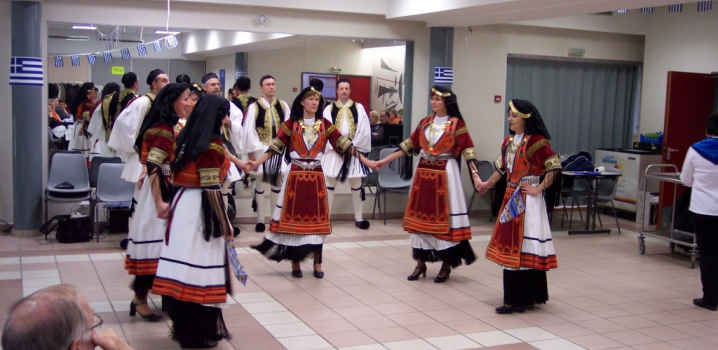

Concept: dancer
[[479, 99, 560, 314], [124, 83, 189, 322], [152, 94, 235, 349], [322, 78, 372, 229], [375, 85, 479, 283], [249, 86, 376, 278]]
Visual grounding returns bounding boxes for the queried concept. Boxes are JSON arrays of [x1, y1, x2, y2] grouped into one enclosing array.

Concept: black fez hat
[[146, 69, 166, 86]]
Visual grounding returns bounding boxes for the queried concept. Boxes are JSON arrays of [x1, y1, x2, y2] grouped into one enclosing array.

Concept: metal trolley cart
[[638, 164, 697, 268]]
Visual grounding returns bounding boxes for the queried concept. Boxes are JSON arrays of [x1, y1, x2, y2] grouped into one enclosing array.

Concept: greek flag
[[103, 51, 113, 63], [668, 4, 683, 13], [641, 7, 653, 13], [9, 57, 43, 86], [499, 189, 526, 223], [166, 35, 178, 49], [54, 56, 64, 68], [698, 1, 713, 12], [152, 41, 162, 52], [121, 48, 131, 60], [71, 55, 80, 67], [226, 240, 248, 286], [87, 53, 96, 66], [137, 44, 148, 56], [434, 67, 453, 85]]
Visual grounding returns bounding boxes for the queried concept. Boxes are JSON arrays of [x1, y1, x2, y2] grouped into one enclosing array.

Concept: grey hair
[[2, 285, 89, 350]]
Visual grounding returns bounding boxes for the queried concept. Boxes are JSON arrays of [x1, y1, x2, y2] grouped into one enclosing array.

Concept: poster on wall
[[371, 46, 405, 113]]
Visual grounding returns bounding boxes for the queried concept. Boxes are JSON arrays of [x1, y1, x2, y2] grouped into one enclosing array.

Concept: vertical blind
[[506, 56, 640, 156]]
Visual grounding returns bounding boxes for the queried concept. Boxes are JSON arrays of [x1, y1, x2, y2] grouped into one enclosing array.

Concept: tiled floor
[[1, 211, 716, 350]]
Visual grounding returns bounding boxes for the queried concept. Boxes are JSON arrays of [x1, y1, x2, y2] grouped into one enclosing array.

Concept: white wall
[[0, 0, 12, 222], [206, 54, 235, 96], [247, 40, 372, 102], [640, 4, 718, 134], [452, 24, 644, 209]]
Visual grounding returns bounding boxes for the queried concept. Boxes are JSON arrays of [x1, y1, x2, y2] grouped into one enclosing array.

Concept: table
[[561, 171, 622, 235]]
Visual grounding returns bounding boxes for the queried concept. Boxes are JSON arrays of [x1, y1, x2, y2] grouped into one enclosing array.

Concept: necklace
[[428, 119, 451, 152], [299, 119, 321, 144]]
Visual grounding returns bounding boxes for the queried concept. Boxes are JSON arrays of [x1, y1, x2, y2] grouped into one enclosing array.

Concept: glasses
[[91, 313, 103, 331]]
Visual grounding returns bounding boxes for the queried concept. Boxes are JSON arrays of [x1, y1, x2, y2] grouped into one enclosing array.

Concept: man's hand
[[92, 329, 133, 350]]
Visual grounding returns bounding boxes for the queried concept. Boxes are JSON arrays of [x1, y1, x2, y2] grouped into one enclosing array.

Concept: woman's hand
[[472, 174, 482, 192], [234, 159, 252, 174], [156, 201, 170, 219], [521, 183, 543, 196], [478, 181, 492, 195], [136, 173, 146, 190]]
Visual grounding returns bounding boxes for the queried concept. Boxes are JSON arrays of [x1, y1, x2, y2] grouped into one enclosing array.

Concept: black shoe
[[407, 266, 427, 281], [233, 226, 240, 237], [291, 263, 302, 278], [255, 222, 265, 232], [434, 268, 451, 283], [313, 263, 324, 278], [179, 339, 218, 349], [120, 238, 129, 250], [693, 298, 718, 311], [129, 301, 163, 322], [495, 305, 526, 314], [355, 220, 370, 230]]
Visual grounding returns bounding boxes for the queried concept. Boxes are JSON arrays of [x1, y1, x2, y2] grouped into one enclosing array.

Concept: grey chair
[[89, 156, 122, 188], [594, 169, 622, 233], [362, 146, 386, 194], [92, 163, 135, 241], [45, 151, 91, 223], [560, 178, 588, 228], [468, 160, 496, 221], [372, 147, 412, 225]]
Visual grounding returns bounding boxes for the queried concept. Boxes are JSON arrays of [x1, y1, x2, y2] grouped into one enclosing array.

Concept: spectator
[[56, 99, 71, 120], [388, 109, 401, 124], [176, 74, 191, 84], [680, 112, 718, 311], [379, 109, 390, 124], [2, 284, 133, 350], [369, 110, 384, 146]]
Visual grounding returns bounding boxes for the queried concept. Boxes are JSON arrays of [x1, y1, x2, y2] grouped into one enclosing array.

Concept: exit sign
[[569, 48, 585, 56]]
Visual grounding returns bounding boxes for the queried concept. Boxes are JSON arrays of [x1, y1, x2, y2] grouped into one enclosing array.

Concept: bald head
[[2, 285, 92, 350]]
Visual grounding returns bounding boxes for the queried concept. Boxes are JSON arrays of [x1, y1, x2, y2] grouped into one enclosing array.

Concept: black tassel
[[262, 150, 283, 187], [251, 197, 257, 212], [146, 163, 171, 203], [389, 151, 413, 181], [360, 186, 365, 201]]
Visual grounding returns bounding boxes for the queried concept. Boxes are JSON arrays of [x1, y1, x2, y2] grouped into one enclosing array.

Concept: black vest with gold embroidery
[[253, 99, 286, 144], [329, 101, 359, 140]]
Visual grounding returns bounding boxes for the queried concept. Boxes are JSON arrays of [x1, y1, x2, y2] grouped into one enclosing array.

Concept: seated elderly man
[[2, 284, 132, 350]]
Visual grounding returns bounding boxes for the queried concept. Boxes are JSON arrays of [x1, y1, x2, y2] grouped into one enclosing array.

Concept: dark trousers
[[692, 211, 718, 306], [503, 269, 549, 307]]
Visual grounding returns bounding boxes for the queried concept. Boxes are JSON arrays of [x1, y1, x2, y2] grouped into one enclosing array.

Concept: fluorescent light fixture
[[72, 24, 96, 30], [155, 30, 180, 35], [49, 35, 90, 41]]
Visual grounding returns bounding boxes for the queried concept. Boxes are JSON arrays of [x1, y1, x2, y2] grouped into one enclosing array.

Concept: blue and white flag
[[641, 7, 653, 13], [499, 189, 526, 223], [87, 53, 96, 66], [152, 41, 162, 52], [9, 57, 43, 86], [103, 51, 113, 63], [668, 4, 683, 13], [54, 56, 64, 68], [166, 35, 179, 49], [698, 1, 713, 12], [434, 67, 453, 85], [226, 240, 248, 286], [137, 44, 148, 57], [121, 48, 131, 60], [71, 55, 80, 67]]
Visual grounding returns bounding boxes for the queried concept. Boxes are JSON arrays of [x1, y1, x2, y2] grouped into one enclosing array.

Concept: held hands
[[472, 174, 482, 192], [477, 181, 492, 195], [246, 160, 259, 172], [235, 159, 253, 174]]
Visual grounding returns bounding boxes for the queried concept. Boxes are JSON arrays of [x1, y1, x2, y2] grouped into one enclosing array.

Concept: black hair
[[236, 76, 251, 91], [430, 85, 464, 121], [101, 83, 121, 99], [173, 94, 229, 173], [134, 83, 189, 154], [309, 78, 324, 91], [121, 72, 138, 88], [201, 72, 219, 84], [188, 82, 204, 97], [69, 82, 95, 116], [260, 75, 275, 87], [290, 87, 323, 121], [707, 112, 718, 136], [176, 74, 191, 84], [146, 69, 166, 86], [507, 99, 551, 140], [337, 78, 351, 87]]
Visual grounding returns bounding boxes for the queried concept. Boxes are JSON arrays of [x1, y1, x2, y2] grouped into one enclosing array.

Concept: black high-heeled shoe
[[129, 301, 163, 322], [291, 263, 303, 278], [407, 265, 427, 281], [495, 304, 526, 314], [434, 267, 451, 283], [313, 263, 324, 279]]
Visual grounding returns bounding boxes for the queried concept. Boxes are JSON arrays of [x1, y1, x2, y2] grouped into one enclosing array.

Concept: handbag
[[39, 215, 92, 243]]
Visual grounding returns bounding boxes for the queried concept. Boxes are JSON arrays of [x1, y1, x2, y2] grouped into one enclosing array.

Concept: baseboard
[[12, 229, 42, 238]]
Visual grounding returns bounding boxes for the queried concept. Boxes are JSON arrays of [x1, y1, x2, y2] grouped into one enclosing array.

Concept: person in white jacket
[[242, 75, 291, 232], [321, 78, 372, 229]]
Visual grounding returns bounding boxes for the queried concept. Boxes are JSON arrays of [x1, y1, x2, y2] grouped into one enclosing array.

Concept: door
[[659, 71, 715, 224], [338, 75, 371, 115]]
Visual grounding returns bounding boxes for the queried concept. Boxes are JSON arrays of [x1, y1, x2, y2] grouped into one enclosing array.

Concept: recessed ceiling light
[[155, 30, 180, 35], [72, 24, 96, 30]]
